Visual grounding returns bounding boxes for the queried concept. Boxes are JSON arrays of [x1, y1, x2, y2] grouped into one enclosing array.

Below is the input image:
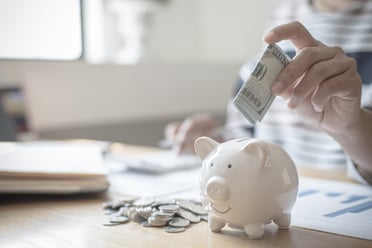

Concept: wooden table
[[0, 144, 371, 248]]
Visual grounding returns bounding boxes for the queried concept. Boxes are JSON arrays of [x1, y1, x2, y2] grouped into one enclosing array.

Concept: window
[[0, 0, 82, 60]]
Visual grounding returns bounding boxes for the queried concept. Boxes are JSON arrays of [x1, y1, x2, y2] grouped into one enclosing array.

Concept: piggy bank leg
[[208, 216, 225, 232], [273, 213, 291, 229], [243, 223, 264, 239]]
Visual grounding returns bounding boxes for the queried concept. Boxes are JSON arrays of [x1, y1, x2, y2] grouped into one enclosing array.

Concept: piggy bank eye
[[228, 164, 232, 169], [210, 162, 214, 167]]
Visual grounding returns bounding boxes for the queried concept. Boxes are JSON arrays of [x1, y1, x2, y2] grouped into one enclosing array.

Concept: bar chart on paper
[[292, 177, 372, 240]]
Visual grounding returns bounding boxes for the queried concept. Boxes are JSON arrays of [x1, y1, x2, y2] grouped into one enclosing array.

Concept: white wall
[[199, 0, 279, 62], [147, 0, 278, 62], [0, 61, 239, 131], [0, 0, 278, 132]]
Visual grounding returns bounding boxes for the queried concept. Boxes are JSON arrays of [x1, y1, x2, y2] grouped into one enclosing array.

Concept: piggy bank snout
[[206, 176, 230, 202]]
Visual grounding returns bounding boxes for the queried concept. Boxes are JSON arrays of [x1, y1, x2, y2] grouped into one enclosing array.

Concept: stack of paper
[[0, 141, 109, 194]]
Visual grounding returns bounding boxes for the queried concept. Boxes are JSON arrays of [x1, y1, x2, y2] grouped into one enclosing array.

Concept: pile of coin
[[102, 196, 208, 233]]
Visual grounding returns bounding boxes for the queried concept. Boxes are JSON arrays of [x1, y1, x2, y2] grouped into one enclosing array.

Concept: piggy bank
[[194, 137, 298, 239]]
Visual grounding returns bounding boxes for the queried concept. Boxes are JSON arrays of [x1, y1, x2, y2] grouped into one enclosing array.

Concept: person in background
[[164, 0, 372, 184]]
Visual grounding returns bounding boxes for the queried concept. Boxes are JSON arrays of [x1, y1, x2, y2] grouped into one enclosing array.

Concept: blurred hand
[[164, 113, 220, 154], [265, 21, 362, 134]]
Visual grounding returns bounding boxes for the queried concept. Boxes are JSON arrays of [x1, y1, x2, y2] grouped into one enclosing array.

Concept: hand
[[164, 113, 220, 154], [264, 21, 362, 134]]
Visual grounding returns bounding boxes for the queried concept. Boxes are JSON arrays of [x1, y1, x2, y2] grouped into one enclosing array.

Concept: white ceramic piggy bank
[[194, 137, 298, 239]]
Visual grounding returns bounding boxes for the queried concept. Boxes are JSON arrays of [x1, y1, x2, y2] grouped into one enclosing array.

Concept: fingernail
[[288, 97, 297, 109], [173, 144, 181, 154], [313, 104, 322, 113], [263, 31, 277, 43], [271, 81, 284, 95]]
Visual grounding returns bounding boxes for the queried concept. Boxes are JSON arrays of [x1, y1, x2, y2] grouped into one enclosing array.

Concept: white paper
[[106, 151, 201, 174], [107, 165, 200, 199], [292, 177, 372, 240]]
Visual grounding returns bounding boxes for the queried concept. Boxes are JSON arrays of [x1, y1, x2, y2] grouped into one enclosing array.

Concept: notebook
[[0, 141, 109, 194]]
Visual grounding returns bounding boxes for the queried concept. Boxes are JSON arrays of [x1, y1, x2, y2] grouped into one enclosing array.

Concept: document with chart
[[292, 177, 372, 240]]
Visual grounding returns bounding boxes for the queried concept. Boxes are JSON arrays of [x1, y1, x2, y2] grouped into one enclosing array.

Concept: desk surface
[[0, 144, 371, 248]]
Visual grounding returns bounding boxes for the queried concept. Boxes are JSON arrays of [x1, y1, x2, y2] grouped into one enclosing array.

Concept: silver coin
[[102, 222, 123, 226], [168, 217, 190, 228], [148, 213, 173, 223], [228, 224, 244, 230], [159, 204, 179, 213], [147, 216, 167, 227], [141, 221, 152, 227], [164, 226, 186, 233], [152, 199, 175, 208], [133, 198, 155, 207], [128, 207, 146, 223], [155, 213, 175, 221], [109, 216, 129, 224], [176, 199, 207, 215], [103, 197, 207, 231], [175, 200, 190, 210], [136, 206, 153, 219], [188, 203, 207, 215], [178, 209, 200, 223], [103, 208, 116, 215], [102, 202, 113, 209], [200, 215, 208, 222], [111, 200, 126, 209], [151, 211, 174, 217], [115, 206, 130, 217]]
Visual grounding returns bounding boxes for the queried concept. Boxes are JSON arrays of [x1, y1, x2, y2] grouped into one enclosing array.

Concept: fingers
[[264, 21, 319, 50], [271, 46, 341, 97], [173, 114, 218, 154], [262, 21, 363, 133], [164, 121, 182, 141], [311, 62, 361, 113], [175, 119, 203, 153], [264, 21, 360, 110], [287, 51, 352, 109]]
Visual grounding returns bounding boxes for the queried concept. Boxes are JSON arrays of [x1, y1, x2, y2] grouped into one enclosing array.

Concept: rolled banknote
[[233, 44, 291, 124]]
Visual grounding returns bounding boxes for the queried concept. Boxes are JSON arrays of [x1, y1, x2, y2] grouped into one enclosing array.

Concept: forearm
[[330, 108, 372, 182]]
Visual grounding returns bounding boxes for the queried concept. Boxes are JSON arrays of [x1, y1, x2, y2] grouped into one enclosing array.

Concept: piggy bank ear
[[242, 140, 271, 168], [194, 136, 219, 160]]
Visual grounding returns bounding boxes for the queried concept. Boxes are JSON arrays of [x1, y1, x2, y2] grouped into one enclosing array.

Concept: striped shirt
[[225, 0, 372, 183]]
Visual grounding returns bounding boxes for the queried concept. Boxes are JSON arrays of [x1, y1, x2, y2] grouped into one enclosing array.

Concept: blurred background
[[0, 0, 278, 146]]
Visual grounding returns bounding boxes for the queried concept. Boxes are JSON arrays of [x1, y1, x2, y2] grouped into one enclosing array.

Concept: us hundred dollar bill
[[233, 44, 291, 124]]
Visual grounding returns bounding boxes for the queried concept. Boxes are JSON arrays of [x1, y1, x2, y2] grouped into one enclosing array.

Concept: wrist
[[329, 108, 372, 174], [326, 108, 364, 138]]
